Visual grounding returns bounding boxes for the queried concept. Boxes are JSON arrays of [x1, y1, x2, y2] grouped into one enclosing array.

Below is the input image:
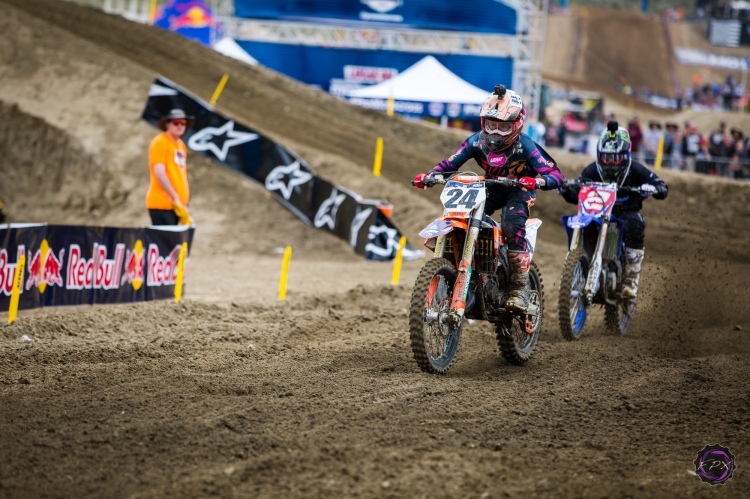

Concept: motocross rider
[[559, 121, 668, 300], [413, 85, 564, 312]]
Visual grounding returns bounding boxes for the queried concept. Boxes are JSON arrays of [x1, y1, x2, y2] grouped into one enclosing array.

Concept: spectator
[[709, 121, 726, 157], [681, 123, 702, 172], [628, 117, 644, 163], [643, 121, 662, 166], [147, 109, 195, 226], [669, 129, 684, 170], [715, 134, 735, 177], [663, 123, 679, 168]]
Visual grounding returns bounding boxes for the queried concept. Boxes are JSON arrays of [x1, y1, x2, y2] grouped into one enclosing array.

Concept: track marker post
[[373, 137, 384, 177], [391, 236, 407, 286], [8, 254, 25, 324], [279, 246, 292, 301], [148, 0, 157, 25], [654, 136, 664, 170], [174, 242, 188, 303], [209, 73, 230, 107]]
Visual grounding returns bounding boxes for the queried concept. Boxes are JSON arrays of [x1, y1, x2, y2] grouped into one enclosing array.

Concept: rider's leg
[[502, 189, 536, 312], [619, 211, 646, 299]]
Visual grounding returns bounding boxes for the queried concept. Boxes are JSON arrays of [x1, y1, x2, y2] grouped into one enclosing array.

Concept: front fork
[[446, 202, 484, 328], [583, 221, 609, 304]]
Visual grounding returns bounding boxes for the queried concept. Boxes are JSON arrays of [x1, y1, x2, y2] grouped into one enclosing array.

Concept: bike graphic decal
[[578, 185, 617, 216]]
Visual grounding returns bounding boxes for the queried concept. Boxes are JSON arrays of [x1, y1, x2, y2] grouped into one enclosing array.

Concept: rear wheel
[[409, 258, 462, 374], [496, 261, 544, 365], [558, 249, 589, 341], [605, 300, 635, 335]]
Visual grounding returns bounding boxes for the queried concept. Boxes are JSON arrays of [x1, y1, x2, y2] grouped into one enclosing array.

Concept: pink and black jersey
[[429, 132, 564, 190]]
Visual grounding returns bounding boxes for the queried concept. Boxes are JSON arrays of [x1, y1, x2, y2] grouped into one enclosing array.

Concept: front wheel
[[409, 258, 463, 374], [496, 261, 544, 365], [605, 300, 635, 335], [558, 249, 589, 341]]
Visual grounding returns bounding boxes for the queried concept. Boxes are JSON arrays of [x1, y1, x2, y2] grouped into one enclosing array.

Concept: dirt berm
[[1, 1, 750, 498]]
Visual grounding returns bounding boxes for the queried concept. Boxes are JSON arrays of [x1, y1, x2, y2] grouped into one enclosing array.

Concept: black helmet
[[596, 121, 632, 184]]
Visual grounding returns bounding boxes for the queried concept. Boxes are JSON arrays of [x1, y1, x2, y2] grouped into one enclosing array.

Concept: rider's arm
[[524, 137, 564, 190], [428, 137, 473, 175], [559, 163, 596, 204], [633, 162, 668, 199]]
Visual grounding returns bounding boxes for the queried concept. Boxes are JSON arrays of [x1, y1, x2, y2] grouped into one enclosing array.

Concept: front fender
[[562, 214, 601, 248]]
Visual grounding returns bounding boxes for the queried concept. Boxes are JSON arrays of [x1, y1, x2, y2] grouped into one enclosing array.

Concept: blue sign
[[239, 41, 514, 104], [235, 0, 517, 35], [154, 0, 214, 46]]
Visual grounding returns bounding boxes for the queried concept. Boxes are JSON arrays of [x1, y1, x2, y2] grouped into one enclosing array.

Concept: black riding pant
[[616, 210, 646, 250], [485, 186, 536, 252], [149, 209, 179, 226]]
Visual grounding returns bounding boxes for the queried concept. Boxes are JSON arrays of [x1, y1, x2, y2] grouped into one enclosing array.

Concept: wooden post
[[391, 236, 407, 286], [279, 246, 292, 301], [8, 254, 25, 324], [174, 242, 188, 303], [209, 73, 230, 107], [373, 137, 383, 177], [654, 136, 664, 170]]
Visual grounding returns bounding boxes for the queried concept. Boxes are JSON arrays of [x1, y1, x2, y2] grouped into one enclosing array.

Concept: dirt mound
[[1, 1, 750, 497], [544, 8, 674, 97]]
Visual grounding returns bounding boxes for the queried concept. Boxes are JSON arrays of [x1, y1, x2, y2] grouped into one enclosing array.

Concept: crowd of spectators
[[677, 75, 746, 112], [626, 117, 748, 178]]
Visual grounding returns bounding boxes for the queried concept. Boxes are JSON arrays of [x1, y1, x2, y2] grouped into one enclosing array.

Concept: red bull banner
[[142, 77, 422, 262], [0, 224, 194, 312], [154, 0, 214, 46]]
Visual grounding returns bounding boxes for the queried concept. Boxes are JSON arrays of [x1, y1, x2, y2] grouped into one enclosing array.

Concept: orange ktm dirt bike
[[409, 172, 544, 374]]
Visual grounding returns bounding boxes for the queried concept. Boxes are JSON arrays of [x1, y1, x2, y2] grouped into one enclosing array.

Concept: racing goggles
[[598, 152, 627, 165], [483, 119, 514, 136]]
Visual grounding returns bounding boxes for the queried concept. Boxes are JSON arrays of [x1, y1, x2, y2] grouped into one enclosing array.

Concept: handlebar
[[561, 180, 642, 194], [411, 173, 519, 189]]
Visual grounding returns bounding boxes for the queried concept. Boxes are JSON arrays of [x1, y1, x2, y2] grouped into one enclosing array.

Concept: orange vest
[[146, 132, 190, 210]]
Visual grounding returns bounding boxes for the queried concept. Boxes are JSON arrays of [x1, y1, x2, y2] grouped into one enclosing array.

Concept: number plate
[[440, 181, 486, 218]]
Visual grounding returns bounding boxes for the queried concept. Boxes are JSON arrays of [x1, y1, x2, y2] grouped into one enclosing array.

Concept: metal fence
[[657, 155, 750, 180]]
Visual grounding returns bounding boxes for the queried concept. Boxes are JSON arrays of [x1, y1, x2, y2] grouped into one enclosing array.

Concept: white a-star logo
[[187, 120, 258, 161], [265, 161, 313, 200], [361, 0, 402, 13], [365, 223, 399, 257], [314, 188, 347, 230], [349, 207, 373, 247]]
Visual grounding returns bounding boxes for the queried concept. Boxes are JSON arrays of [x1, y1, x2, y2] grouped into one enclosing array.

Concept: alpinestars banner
[[0, 224, 193, 312], [142, 77, 421, 262]]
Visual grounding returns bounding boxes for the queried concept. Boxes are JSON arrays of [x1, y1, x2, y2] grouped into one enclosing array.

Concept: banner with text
[[0, 224, 194, 312], [142, 76, 421, 261]]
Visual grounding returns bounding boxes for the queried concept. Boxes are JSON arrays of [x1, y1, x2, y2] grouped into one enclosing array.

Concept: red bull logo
[[0, 246, 25, 296], [121, 240, 145, 290], [156, 1, 213, 30], [66, 243, 125, 290], [147, 244, 184, 287], [25, 239, 65, 292]]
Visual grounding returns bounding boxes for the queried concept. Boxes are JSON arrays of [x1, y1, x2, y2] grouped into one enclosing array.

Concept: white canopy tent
[[344, 56, 490, 123], [213, 37, 259, 66]]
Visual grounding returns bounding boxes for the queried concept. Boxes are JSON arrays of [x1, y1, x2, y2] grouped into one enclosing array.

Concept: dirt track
[[1, 1, 750, 497]]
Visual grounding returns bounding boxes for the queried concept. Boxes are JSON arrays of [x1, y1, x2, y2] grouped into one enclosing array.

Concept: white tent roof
[[345, 56, 488, 104], [213, 37, 258, 66]]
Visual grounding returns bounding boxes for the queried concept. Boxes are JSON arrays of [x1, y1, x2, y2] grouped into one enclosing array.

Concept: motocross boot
[[622, 247, 644, 300], [505, 251, 531, 312]]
